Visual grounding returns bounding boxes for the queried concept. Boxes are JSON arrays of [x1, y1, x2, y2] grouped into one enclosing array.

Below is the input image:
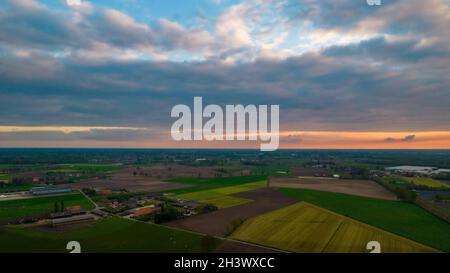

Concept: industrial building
[[386, 166, 450, 175], [30, 187, 73, 196], [51, 214, 95, 226]]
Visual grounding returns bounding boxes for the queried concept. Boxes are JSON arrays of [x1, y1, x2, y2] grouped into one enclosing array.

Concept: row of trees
[[53, 201, 65, 213]]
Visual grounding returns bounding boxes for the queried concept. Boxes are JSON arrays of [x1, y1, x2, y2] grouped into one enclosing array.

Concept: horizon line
[[0, 147, 449, 151]]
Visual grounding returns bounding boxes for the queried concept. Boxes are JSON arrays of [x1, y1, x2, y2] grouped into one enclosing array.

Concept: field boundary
[[374, 177, 450, 223], [302, 202, 439, 252], [415, 196, 450, 223], [125, 216, 285, 253], [231, 201, 439, 253]]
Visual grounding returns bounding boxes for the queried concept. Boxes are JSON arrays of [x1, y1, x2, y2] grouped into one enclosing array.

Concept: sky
[[0, 0, 449, 149]]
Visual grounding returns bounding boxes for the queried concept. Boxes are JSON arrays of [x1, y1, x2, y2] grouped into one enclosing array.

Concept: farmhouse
[[92, 209, 109, 217], [96, 188, 112, 195], [51, 214, 95, 226], [65, 205, 81, 212], [171, 200, 201, 209], [133, 207, 158, 218]]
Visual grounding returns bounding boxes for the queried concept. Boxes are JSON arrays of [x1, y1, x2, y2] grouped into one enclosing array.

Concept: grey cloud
[[1, 50, 449, 132], [384, 134, 416, 142], [0, 129, 156, 142], [282, 134, 303, 144], [403, 135, 416, 142], [0, 0, 449, 135], [0, 0, 215, 57], [324, 37, 450, 62], [72, 129, 157, 141], [285, 0, 389, 29]]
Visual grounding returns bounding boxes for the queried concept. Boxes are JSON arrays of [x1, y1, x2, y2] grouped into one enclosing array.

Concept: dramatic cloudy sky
[[0, 0, 449, 148]]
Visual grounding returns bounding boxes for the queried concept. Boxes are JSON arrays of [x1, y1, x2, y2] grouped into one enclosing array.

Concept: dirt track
[[269, 176, 397, 200], [165, 188, 296, 236], [214, 240, 282, 253]]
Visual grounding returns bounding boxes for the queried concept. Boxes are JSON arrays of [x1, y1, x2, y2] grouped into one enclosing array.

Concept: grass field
[[0, 217, 221, 253], [278, 188, 450, 252], [400, 176, 450, 189], [54, 164, 121, 173], [177, 181, 267, 208], [0, 193, 95, 220], [0, 184, 36, 193], [167, 175, 266, 195], [231, 202, 437, 253], [383, 176, 450, 189]]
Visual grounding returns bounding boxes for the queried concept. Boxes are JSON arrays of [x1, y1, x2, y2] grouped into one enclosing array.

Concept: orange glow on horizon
[[0, 128, 449, 149]]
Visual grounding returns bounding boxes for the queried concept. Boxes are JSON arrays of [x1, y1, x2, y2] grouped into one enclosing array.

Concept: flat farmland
[[198, 196, 251, 209], [166, 188, 297, 236], [270, 176, 397, 200], [71, 178, 187, 192], [69, 164, 243, 192], [0, 193, 95, 220], [0, 184, 35, 193], [400, 176, 449, 189], [136, 164, 221, 180], [177, 181, 267, 208], [52, 164, 121, 173], [278, 188, 450, 252], [0, 174, 11, 182], [70, 167, 190, 192], [167, 175, 266, 195], [231, 203, 437, 253], [324, 221, 434, 253], [213, 240, 282, 253], [0, 217, 221, 253]]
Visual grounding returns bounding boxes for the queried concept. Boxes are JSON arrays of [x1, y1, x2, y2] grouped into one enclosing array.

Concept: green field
[[48, 169, 81, 173], [0, 217, 221, 253], [177, 181, 266, 209], [167, 175, 266, 195], [400, 176, 450, 189], [231, 202, 437, 253], [0, 193, 95, 220], [54, 164, 121, 173], [0, 184, 36, 193], [278, 188, 450, 252], [0, 174, 11, 183], [384, 176, 450, 189]]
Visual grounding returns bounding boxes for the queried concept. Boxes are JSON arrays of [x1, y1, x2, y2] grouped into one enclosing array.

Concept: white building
[[385, 166, 450, 175]]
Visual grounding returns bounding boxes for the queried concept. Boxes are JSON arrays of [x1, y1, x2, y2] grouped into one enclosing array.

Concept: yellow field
[[400, 176, 449, 189], [324, 220, 434, 253], [230, 202, 437, 253], [177, 181, 266, 209], [200, 196, 252, 209]]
